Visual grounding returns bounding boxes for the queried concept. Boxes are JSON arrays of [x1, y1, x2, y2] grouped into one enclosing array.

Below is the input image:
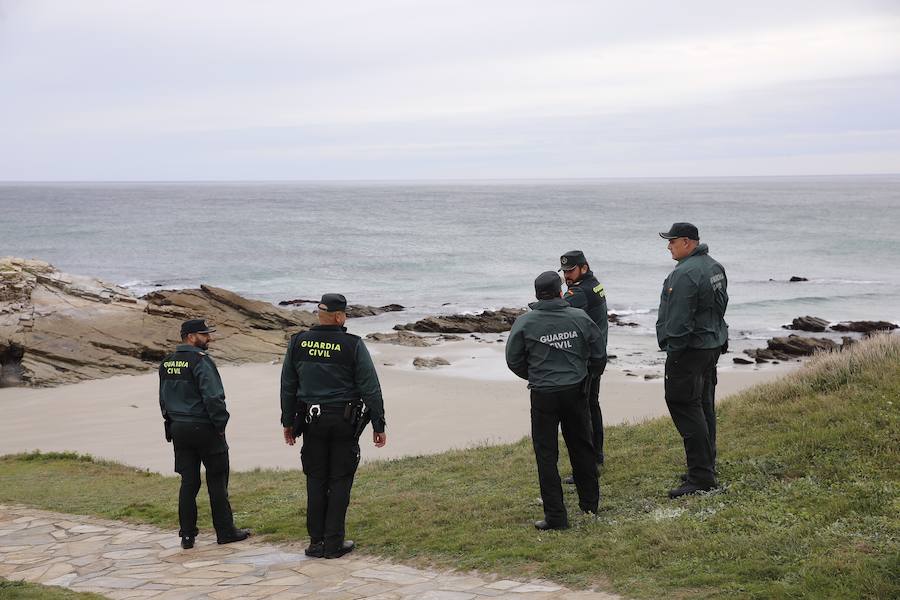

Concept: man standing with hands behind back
[[657, 223, 728, 499], [281, 293, 387, 559]]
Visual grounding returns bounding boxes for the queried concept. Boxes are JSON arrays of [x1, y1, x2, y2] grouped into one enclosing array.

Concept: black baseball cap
[[318, 293, 348, 312], [534, 271, 563, 299], [659, 222, 699, 241], [181, 319, 216, 336], [558, 250, 587, 272]]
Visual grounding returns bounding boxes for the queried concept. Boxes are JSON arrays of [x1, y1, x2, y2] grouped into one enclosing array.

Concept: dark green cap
[[534, 271, 562, 300], [181, 319, 216, 336], [558, 250, 587, 272], [318, 293, 347, 312], [659, 222, 699, 240]]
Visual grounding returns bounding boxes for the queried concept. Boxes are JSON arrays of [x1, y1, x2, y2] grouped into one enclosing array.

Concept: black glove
[[589, 358, 607, 378], [164, 417, 172, 442], [721, 340, 729, 354]]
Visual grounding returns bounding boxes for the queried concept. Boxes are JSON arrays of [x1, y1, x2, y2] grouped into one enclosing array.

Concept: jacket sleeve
[[661, 269, 699, 352], [505, 319, 529, 380], [354, 341, 386, 433], [158, 364, 168, 420], [583, 316, 607, 364], [280, 338, 299, 427], [194, 357, 229, 434], [564, 286, 588, 310]]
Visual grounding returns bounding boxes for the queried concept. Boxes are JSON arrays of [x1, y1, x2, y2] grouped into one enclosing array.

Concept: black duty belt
[[314, 403, 351, 415]]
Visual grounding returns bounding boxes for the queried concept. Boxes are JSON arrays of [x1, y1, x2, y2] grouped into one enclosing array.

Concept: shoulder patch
[[592, 284, 605, 297]]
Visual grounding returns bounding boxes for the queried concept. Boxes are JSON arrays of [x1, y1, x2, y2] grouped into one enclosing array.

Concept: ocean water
[[2, 177, 899, 362]]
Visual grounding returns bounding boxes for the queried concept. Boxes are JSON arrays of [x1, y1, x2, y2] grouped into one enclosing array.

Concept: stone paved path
[[0, 505, 621, 599]]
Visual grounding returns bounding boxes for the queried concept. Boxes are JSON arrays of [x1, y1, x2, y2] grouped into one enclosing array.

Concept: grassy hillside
[[2, 335, 898, 599]]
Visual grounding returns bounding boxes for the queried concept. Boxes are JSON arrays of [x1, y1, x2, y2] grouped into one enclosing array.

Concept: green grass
[[2, 335, 899, 599], [0, 580, 104, 599]]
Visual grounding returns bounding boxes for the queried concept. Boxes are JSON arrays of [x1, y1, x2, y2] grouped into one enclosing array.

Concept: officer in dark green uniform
[[657, 223, 729, 498], [280, 294, 387, 559], [159, 319, 251, 549], [506, 272, 606, 530], [559, 250, 609, 467]]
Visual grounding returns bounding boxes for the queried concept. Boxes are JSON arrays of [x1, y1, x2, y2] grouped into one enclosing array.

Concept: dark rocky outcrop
[[1, 257, 317, 387], [829, 320, 898, 334], [395, 308, 525, 334], [782, 315, 897, 335], [278, 298, 318, 306], [784, 316, 830, 332], [278, 298, 405, 319], [608, 313, 639, 327], [789, 276, 809, 282], [743, 334, 846, 362], [345, 304, 405, 319]]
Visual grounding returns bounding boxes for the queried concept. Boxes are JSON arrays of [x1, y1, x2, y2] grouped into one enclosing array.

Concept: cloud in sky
[[1, 0, 899, 180]]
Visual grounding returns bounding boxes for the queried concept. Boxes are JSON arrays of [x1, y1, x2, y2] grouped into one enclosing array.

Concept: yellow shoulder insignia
[[593, 284, 605, 297]]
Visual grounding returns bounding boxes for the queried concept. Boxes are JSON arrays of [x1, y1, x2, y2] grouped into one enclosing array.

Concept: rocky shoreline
[[0, 258, 316, 387], [3, 258, 897, 387]]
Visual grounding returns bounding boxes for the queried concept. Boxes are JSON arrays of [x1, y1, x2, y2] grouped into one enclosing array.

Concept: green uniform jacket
[[280, 325, 386, 433], [656, 243, 729, 352], [158, 345, 229, 434], [506, 298, 607, 392]]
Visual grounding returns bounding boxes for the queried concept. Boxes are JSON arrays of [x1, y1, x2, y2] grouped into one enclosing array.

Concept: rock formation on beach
[[413, 356, 450, 369], [783, 315, 898, 334], [395, 308, 526, 334], [0, 257, 316, 387], [740, 334, 854, 363], [279, 298, 405, 319], [365, 331, 434, 347]]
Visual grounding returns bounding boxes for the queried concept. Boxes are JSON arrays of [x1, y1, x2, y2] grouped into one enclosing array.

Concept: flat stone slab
[[0, 504, 621, 599]]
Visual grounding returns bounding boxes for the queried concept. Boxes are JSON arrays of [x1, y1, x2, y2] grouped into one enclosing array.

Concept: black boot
[[325, 540, 355, 559]]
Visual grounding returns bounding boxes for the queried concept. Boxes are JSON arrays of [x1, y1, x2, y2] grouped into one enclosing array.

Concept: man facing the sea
[[559, 250, 609, 468], [656, 223, 729, 498], [158, 319, 251, 549], [506, 271, 606, 530], [281, 293, 387, 559]]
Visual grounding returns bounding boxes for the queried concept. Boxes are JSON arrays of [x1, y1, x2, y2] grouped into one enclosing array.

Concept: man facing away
[[159, 319, 251, 549], [656, 222, 729, 498], [559, 249, 609, 469], [506, 271, 606, 530], [281, 293, 387, 559]]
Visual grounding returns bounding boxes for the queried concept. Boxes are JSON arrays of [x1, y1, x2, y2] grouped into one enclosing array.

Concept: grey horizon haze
[[1, 0, 899, 181]]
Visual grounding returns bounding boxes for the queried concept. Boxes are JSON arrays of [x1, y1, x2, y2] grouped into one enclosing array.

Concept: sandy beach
[[0, 339, 791, 473]]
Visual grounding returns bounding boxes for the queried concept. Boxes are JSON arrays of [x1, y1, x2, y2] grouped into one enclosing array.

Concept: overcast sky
[[1, 0, 899, 180]]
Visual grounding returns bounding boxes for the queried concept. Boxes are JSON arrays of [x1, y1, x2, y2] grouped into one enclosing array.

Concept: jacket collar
[[528, 297, 569, 311], [175, 344, 206, 353], [311, 324, 348, 332], [679, 243, 709, 262]]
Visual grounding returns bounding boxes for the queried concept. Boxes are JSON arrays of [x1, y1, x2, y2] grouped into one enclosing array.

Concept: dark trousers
[[588, 375, 604, 463], [530, 384, 600, 526], [702, 353, 719, 463], [664, 349, 720, 486], [301, 413, 361, 551], [171, 421, 235, 538]]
